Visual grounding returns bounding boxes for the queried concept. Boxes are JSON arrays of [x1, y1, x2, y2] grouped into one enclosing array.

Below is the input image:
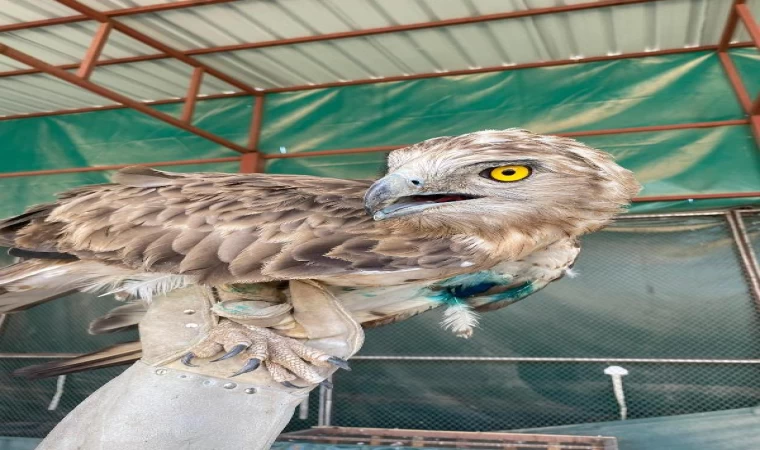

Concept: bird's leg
[[180, 319, 350, 385]]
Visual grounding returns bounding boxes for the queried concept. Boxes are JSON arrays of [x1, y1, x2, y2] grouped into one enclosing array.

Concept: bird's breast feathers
[[328, 238, 580, 334]]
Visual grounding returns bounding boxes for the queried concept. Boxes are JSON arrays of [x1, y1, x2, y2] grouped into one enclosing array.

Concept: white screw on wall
[[604, 365, 629, 420]]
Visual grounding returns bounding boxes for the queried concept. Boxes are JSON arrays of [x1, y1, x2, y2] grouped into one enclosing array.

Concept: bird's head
[[364, 129, 640, 239]]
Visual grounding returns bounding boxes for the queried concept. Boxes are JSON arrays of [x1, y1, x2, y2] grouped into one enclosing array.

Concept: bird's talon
[[181, 321, 343, 386], [181, 352, 197, 367], [210, 343, 247, 362], [327, 356, 351, 371], [230, 358, 261, 378]]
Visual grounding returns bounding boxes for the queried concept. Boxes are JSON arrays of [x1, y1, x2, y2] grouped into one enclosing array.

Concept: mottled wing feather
[[1, 167, 481, 284]]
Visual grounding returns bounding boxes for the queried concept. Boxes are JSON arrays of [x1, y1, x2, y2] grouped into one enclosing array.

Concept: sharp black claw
[[211, 344, 248, 362], [230, 358, 261, 377], [181, 352, 198, 367], [320, 379, 333, 390], [327, 356, 351, 371], [281, 381, 299, 389]]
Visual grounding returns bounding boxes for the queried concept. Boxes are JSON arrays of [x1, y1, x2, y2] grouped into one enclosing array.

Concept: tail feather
[[88, 302, 148, 335], [0, 260, 79, 314], [0, 286, 76, 314], [13, 341, 142, 380], [0, 259, 178, 314]]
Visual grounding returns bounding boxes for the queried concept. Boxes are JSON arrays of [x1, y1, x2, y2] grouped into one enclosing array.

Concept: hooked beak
[[364, 174, 415, 220], [363, 174, 478, 221]]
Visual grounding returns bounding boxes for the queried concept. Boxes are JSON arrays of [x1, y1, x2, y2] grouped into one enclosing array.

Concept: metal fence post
[[726, 210, 760, 308], [317, 373, 334, 426]]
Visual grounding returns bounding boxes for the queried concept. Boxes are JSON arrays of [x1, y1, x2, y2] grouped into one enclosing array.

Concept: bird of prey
[[0, 129, 639, 383]]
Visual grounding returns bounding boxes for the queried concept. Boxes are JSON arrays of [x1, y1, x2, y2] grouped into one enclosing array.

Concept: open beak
[[364, 174, 478, 221]]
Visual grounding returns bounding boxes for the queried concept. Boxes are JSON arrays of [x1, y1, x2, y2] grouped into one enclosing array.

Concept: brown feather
[[14, 341, 142, 380]]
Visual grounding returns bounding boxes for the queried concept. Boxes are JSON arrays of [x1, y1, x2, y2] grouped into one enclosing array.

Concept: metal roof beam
[[0, 0, 240, 33], [736, 4, 760, 116], [737, 3, 760, 48], [0, 42, 250, 154], [717, 0, 760, 148], [719, 0, 746, 51], [76, 22, 112, 80], [264, 43, 754, 93], [0, 42, 753, 122], [54, 0, 259, 96], [0, 0, 665, 80]]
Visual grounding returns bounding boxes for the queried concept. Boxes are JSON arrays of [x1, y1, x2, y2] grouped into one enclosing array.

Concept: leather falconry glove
[[36, 280, 364, 450]]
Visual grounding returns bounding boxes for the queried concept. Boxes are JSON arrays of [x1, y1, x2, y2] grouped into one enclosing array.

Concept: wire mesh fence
[[329, 212, 760, 431], [741, 210, 760, 276], [0, 211, 759, 439], [331, 359, 760, 431]]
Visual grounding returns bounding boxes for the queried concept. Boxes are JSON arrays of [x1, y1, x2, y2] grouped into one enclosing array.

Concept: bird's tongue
[[411, 194, 466, 204], [433, 195, 463, 203]]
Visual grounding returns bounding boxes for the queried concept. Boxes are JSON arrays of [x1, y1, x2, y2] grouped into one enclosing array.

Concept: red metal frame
[[0, 43, 250, 154], [181, 67, 205, 123], [0, 0, 264, 156], [752, 95, 760, 116], [718, 0, 760, 148], [76, 23, 112, 80], [240, 96, 266, 173], [0, 43, 752, 123], [0, 0, 240, 33], [264, 42, 755, 94], [0, 0, 664, 81], [0, 0, 757, 204], [0, 92, 248, 121], [54, 0, 258, 96]]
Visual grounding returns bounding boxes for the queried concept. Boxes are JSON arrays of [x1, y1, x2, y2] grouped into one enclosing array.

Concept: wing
[[0, 167, 484, 285]]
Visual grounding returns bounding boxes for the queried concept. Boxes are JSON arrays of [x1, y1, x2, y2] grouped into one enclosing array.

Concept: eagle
[[0, 128, 639, 385]]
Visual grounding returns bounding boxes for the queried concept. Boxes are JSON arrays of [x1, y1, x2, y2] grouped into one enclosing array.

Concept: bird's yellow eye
[[488, 165, 531, 182]]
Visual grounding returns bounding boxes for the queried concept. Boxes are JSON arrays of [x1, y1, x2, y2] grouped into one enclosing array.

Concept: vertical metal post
[[240, 96, 265, 173], [181, 67, 204, 123], [297, 396, 309, 420], [317, 373, 334, 426], [239, 153, 262, 173], [248, 96, 265, 150], [726, 211, 760, 308]]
